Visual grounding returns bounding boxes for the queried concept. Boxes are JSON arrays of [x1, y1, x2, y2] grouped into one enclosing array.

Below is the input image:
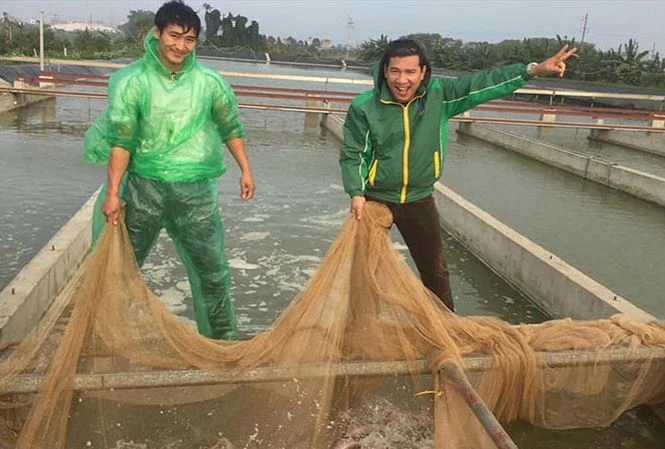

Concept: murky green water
[[1, 60, 664, 449]]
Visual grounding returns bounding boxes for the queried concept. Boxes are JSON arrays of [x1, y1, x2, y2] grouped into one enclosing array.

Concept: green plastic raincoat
[[84, 30, 244, 340]]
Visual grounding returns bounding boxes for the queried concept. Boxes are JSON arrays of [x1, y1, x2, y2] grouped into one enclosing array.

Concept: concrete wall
[[458, 123, 665, 208], [431, 179, 663, 420], [0, 76, 57, 113], [0, 191, 98, 346], [589, 129, 665, 157], [433, 184, 655, 322], [321, 113, 345, 141], [0, 91, 54, 114]]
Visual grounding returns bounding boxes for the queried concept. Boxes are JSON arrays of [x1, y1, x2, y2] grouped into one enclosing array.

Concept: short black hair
[[155, 1, 201, 37], [377, 39, 432, 89], [380, 39, 431, 71]]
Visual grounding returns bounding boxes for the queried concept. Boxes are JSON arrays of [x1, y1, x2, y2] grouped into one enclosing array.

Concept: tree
[[357, 34, 390, 62], [247, 20, 260, 45], [2, 12, 21, 45], [119, 9, 155, 43], [402, 33, 463, 69], [462, 42, 495, 70], [203, 3, 222, 43], [1, 12, 21, 54], [556, 34, 576, 48], [72, 28, 112, 56], [496, 39, 525, 65], [233, 15, 248, 45], [608, 39, 650, 85], [5, 22, 62, 57]]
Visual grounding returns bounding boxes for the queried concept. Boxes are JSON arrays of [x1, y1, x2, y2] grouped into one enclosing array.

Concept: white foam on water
[[158, 287, 188, 314], [276, 280, 306, 292], [241, 214, 270, 223], [298, 208, 348, 228], [229, 248, 247, 259], [228, 258, 261, 270], [302, 268, 317, 277], [502, 295, 516, 304], [175, 280, 190, 292], [236, 315, 252, 325], [283, 255, 321, 264], [239, 231, 271, 242], [249, 278, 267, 285], [143, 268, 173, 284], [312, 184, 345, 195]]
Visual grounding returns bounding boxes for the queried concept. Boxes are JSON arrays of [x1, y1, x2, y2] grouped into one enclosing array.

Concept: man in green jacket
[[340, 39, 576, 312], [84, 1, 255, 340]]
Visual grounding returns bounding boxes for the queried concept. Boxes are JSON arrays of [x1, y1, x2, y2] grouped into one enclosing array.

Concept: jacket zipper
[[380, 92, 425, 203], [368, 159, 378, 186]]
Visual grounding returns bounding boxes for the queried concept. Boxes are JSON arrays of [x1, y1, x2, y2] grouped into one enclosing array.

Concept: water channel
[[1, 59, 664, 447]]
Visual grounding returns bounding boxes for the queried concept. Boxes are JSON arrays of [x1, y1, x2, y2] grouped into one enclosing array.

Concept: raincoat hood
[[84, 28, 245, 183]]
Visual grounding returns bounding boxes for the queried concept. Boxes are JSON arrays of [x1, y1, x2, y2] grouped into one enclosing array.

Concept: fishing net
[[1, 202, 664, 449]]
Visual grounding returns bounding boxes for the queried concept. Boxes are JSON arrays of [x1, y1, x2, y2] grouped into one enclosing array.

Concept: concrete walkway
[[457, 122, 665, 208]]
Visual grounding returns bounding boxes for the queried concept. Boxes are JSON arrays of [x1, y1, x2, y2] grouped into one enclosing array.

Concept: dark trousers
[[369, 195, 455, 312]]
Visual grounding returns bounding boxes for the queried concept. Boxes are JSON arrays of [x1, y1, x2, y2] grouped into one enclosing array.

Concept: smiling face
[[384, 54, 427, 104], [153, 23, 197, 72]]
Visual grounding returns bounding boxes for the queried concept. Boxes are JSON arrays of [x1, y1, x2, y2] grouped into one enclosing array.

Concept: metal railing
[[3, 69, 665, 131]]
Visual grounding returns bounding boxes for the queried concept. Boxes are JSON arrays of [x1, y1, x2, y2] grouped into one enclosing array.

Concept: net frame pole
[[440, 362, 519, 449], [3, 346, 665, 394]]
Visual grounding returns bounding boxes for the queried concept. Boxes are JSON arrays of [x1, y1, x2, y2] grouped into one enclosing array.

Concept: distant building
[[319, 39, 333, 50], [49, 21, 120, 33]]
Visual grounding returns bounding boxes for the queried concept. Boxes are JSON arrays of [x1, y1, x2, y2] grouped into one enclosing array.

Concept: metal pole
[[440, 362, 519, 449], [39, 11, 44, 72], [2, 345, 665, 394]]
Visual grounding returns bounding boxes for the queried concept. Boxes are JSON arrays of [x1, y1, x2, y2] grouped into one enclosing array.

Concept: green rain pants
[[92, 173, 238, 340]]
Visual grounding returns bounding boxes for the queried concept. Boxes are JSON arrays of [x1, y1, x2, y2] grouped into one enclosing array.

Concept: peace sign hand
[[529, 44, 578, 78]]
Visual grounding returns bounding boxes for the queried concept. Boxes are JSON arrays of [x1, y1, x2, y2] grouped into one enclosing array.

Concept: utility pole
[[39, 11, 44, 72], [345, 17, 354, 61], [3, 12, 12, 44], [580, 13, 588, 49]]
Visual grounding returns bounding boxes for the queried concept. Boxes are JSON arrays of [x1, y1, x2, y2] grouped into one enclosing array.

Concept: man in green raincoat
[[84, 1, 255, 340]]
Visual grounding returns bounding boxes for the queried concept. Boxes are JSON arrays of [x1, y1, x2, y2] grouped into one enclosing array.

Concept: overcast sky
[[3, 0, 664, 55]]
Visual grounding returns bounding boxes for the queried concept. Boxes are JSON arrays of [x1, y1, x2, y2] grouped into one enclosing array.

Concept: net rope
[[1, 202, 664, 448]]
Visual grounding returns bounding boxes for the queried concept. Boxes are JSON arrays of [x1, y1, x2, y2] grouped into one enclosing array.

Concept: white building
[[50, 21, 120, 33]]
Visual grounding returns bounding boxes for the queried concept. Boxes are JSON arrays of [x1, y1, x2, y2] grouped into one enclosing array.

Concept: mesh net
[[1, 202, 664, 449]]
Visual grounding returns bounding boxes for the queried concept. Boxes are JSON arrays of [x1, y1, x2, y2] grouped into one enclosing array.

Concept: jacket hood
[[372, 59, 432, 101], [142, 28, 196, 78]]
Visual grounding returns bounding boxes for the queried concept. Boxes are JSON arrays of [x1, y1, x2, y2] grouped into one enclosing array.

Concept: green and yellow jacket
[[340, 63, 531, 203]]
